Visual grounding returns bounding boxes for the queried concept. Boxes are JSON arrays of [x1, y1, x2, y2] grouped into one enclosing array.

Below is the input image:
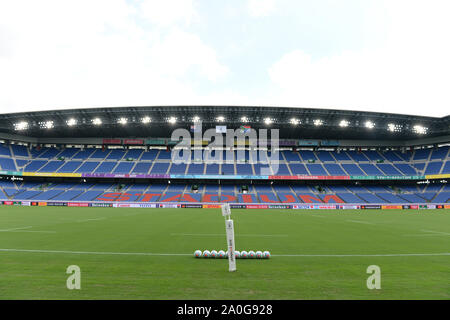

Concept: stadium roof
[[0, 106, 448, 141]]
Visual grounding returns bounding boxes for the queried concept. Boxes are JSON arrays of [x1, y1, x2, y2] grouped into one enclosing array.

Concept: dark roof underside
[[0, 106, 448, 140]]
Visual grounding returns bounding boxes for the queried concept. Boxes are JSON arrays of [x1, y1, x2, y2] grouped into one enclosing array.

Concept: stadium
[[0, 105, 449, 300]]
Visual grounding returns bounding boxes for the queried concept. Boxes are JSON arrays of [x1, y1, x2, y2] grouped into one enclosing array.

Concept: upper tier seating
[[1, 144, 449, 180]]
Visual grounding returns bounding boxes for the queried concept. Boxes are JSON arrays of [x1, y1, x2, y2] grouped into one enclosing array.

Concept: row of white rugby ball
[[194, 250, 270, 259]]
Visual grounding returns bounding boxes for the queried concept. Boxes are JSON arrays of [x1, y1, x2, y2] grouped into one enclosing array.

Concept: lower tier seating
[[1, 181, 448, 204]]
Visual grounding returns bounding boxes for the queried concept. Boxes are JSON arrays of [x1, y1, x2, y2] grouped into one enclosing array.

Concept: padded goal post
[[222, 204, 236, 272]]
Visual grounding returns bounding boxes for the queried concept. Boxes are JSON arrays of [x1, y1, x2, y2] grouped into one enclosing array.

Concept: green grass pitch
[[0, 206, 449, 299]]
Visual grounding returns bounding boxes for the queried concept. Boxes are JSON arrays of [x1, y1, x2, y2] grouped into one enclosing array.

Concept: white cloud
[[139, 0, 196, 27], [149, 28, 229, 81], [247, 0, 276, 17], [267, 0, 450, 117], [0, 0, 228, 112]]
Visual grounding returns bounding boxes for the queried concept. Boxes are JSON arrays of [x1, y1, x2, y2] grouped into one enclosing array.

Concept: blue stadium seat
[[236, 164, 253, 175], [150, 163, 170, 174], [187, 163, 204, 175], [413, 148, 431, 160], [394, 164, 417, 175], [381, 151, 403, 162], [271, 164, 290, 175], [72, 148, 96, 160], [430, 147, 449, 160], [432, 192, 450, 203], [346, 151, 369, 162], [24, 160, 47, 172], [363, 151, 385, 161], [336, 193, 365, 203], [141, 150, 159, 161], [75, 161, 100, 173], [442, 161, 450, 174], [124, 149, 144, 160], [90, 149, 111, 159], [106, 150, 126, 160], [57, 161, 82, 173], [282, 151, 301, 162], [169, 163, 187, 174], [38, 148, 61, 159], [57, 148, 80, 159], [298, 151, 317, 161], [0, 143, 11, 157], [0, 158, 17, 171], [94, 162, 117, 173], [289, 164, 309, 175], [316, 151, 335, 162], [377, 164, 402, 175], [113, 162, 134, 174], [342, 164, 366, 175], [132, 162, 152, 174], [424, 162, 443, 175], [38, 161, 64, 172], [73, 190, 104, 201], [323, 164, 346, 175], [11, 145, 29, 157], [359, 164, 384, 176], [33, 189, 64, 200], [306, 164, 328, 175]]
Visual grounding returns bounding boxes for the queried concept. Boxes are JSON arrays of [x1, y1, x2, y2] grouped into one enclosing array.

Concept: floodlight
[[67, 118, 77, 126], [241, 116, 249, 123], [142, 116, 151, 124], [44, 121, 54, 129], [92, 118, 102, 125], [216, 116, 225, 122], [290, 118, 300, 125], [168, 117, 177, 124], [313, 119, 323, 126], [264, 117, 273, 125], [387, 123, 402, 132], [14, 121, 28, 131], [413, 125, 428, 134], [339, 120, 349, 127], [118, 117, 128, 125], [365, 121, 375, 129]]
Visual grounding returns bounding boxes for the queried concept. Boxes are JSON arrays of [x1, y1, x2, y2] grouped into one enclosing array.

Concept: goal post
[[222, 204, 236, 272]]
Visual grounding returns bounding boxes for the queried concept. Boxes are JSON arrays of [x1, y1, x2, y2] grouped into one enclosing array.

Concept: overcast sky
[[0, 0, 449, 117]]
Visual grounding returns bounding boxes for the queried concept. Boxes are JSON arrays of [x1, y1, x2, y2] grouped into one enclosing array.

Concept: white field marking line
[[273, 253, 450, 257], [170, 233, 289, 237], [420, 229, 450, 236], [309, 215, 326, 218], [1, 230, 57, 233], [0, 248, 191, 256], [0, 248, 448, 258], [346, 220, 375, 225], [0, 226, 33, 232], [76, 217, 106, 223], [402, 234, 449, 237]]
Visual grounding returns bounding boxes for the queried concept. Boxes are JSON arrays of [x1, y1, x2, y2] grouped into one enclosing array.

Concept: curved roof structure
[[0, 105, 448, 140]]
